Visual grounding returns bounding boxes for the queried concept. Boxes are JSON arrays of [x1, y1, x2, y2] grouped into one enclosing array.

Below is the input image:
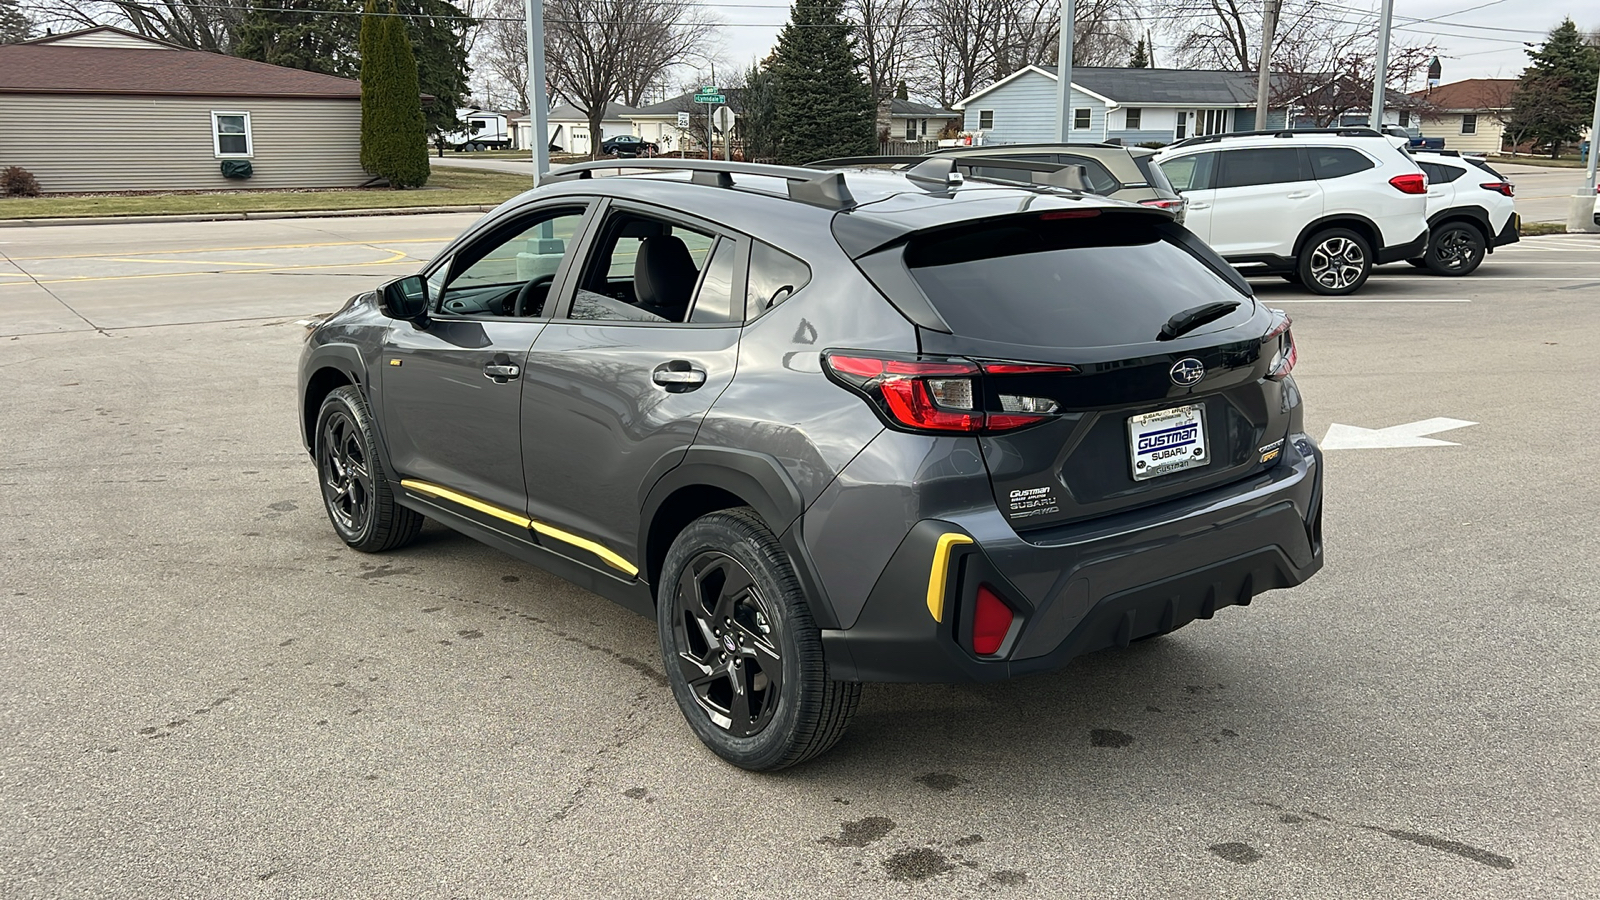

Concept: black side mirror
[[381, 275, 429, 321]]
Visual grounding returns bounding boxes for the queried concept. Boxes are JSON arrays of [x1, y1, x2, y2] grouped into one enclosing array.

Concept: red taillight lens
[[1479, 181, 1514, 197], [823, 352, 1067, 434], [1139, 198, 1186, 211], [1263, 310, 1296, 381], [972, 585, 1014, 656], [1389, 173, 1427, 194]]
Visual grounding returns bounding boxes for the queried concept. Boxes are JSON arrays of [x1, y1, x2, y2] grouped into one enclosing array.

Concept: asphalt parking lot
[[2, 215, 1597, 898]]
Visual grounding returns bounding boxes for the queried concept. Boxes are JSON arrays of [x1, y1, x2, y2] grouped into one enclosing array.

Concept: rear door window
[[1159, 152, 1216, 192], [904, 212, 1251, 349], [1215, 147, 1310, 188], [1308, 147, 1375, 179]]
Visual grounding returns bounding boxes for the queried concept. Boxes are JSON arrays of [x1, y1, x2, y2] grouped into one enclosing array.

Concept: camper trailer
[[444, 108, 512, 151]]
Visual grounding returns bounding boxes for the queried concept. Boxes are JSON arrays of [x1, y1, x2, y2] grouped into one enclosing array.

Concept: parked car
[[601, 135, 658, 158], [299, 158, 1323, 770], [1407, 151, 1520, 275], [1154, 128, 1430, 295], [926, 142, 1188, 220]]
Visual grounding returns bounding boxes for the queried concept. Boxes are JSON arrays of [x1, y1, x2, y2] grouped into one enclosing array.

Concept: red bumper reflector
[[972, 585, 1014, 656]]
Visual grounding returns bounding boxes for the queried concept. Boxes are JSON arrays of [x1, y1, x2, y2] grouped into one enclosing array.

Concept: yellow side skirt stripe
[[926, 533, 974, 623], [400, 479, 640, 578]]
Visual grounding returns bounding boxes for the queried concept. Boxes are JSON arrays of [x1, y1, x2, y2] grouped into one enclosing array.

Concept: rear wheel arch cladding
[[1295, 217, 1378, 259]]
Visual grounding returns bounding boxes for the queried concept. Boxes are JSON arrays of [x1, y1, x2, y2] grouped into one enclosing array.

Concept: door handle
[[1187, 202, 1210, 210], [483, 363, 520, 380], [1285, 191, 1312, 199], [652, 362, 707, 390]]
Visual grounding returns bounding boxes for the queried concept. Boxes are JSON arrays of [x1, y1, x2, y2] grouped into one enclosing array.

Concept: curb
[[0, 205, 497, 228]]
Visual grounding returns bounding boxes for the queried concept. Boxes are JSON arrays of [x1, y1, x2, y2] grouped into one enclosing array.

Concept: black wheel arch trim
[[300, 342, 367, 452], [638, 446, 840, 629], [1427, 206, 1491, 233], [1292, 213, 1382, 259]]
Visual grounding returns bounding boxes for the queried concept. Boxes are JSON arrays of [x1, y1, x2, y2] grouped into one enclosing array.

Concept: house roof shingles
[[0, 44, 363, 99], [1411, 78, 1517, 112], [890, 98, 958, 118]]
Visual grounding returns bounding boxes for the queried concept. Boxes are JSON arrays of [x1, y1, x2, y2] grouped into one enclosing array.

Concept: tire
[[1423, 221, 1486, 276], [314, 386, 424, 553], [658, 507, 860, 771], [1297, 227, 1372, 295]]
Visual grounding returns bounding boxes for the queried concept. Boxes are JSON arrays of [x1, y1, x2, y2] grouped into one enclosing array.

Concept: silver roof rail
[[545, 159, 857, 211], [807, 154, 1089, 193]]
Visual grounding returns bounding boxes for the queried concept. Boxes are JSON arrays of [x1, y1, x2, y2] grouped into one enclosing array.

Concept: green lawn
[[1520, 221, 1568, 236], [0, 168, 535, 220], [1487, 155, 1588, 168]]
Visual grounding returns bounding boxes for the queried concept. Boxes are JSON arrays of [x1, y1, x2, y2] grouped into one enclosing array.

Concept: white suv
[[1154, 129, 1429, 295], [1409, 151, 1520, 275]]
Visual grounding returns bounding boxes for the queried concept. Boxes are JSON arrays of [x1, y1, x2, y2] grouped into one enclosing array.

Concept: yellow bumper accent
[[399, 479, 639, 577], [926, 533, 974, 622]]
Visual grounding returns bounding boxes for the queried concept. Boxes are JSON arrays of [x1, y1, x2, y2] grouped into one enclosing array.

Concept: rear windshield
[[904, 213, 1251, 349]]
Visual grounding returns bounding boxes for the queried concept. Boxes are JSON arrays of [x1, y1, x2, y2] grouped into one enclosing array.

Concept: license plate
[[1129, 404, 1209, 481]]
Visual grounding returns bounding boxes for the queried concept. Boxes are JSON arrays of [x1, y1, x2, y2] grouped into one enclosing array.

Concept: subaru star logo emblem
[[1170, 358, 1205, 386]]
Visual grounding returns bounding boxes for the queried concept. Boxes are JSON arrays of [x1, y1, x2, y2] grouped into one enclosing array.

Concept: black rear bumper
[[1375, 230, 1429, 264], [820, 434, 1323, 683], [1493, 213, 1521, 248]]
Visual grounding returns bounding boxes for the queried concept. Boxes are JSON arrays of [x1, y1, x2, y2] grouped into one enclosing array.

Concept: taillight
[[1139, 198, 1186, 211], [823, 351, 1065, 434], [1389, 173, 1427, 194], [1479, 181, 1514, 197], [1264, 310, 1296, 381], [972, 585, 1014, 655]]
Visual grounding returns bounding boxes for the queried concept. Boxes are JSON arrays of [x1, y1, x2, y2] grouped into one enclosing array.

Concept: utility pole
[[1255, 0, 1281, 130], [1055, 0, 1075, 142], [523, 0, 550, 185], [1369, 0, 1395, 129]]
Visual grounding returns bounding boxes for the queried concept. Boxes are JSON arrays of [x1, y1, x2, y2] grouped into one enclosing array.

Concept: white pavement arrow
[[1321, 418, 1478, 450]]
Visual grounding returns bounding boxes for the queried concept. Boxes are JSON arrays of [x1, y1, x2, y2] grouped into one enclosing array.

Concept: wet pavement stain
[[267, 500, 298, 512], [914, 772, 968, 792], [1209, 842, 1262, 864], [623, 787, 649, 800], [987, 870, 1028, 886], [456, 630, 484, 640], [819, 816, 896, 848], [954, 834, 984, 847], [358, 565, 415, 580], [883, 847, 955, 881], [1280, 813, 1306, 825], [1090, 728, 1134, 747], [1362, 827, 1514, 870], [502, 575, 520, 583]]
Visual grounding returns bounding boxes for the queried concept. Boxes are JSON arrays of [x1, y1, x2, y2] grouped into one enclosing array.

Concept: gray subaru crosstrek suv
[[299, 158, 1323, 771]]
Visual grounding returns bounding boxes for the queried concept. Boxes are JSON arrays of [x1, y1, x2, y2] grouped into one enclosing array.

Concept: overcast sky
[[695, 0, 1593, 94]]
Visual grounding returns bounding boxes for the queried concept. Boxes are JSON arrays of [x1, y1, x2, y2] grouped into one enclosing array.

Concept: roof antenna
[[904, 157, 962, 191]]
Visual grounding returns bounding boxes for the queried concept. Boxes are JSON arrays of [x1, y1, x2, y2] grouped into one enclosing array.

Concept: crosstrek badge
[[1007, 485, 1060, 519]]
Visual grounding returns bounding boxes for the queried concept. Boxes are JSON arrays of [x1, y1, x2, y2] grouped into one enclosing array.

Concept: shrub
[[1, 166, 41, 197]]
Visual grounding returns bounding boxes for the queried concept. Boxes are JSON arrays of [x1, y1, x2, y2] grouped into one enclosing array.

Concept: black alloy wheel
[[1424, 222, 1486, 276], [658, 508, 860, 771], [314, 386, 424, 552], [670, 550, 784, 737]]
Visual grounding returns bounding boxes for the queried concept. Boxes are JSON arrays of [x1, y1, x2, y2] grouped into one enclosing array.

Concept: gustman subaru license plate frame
[[1128, 403, 1209, 481]]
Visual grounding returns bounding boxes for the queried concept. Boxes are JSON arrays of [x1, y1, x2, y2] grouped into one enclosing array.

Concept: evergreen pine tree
[[1129, 39, 1150, 68], [895, 80, 909, 101], [1507, 19, 1600, 157], [401, 0, 474, 139], [236, 0, 361, 77], [770, 0, 877, 165], [740, 63, 784, 162], [0, 0, 33, 43], [360, 0, 431, 188]]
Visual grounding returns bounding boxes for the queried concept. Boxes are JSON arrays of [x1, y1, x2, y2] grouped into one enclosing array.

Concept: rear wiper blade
[[1158, 300, 1240, 341]]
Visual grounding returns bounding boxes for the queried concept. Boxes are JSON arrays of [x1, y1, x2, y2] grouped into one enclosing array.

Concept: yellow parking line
[[99, 257, 279, 268], [7, 237, 450, 262]]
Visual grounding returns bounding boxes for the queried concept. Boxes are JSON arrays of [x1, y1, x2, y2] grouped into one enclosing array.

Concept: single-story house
[[955, 65, 1302, 145], [888, 98, 961, 142], [626, 91, 744, 154], [0, 26, 371, 192], [532, 102, 639, 155], [1406, 79, 1516, 154]]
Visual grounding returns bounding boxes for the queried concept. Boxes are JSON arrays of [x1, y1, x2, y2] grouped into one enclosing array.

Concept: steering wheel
[[511, 273, 558, 317]]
